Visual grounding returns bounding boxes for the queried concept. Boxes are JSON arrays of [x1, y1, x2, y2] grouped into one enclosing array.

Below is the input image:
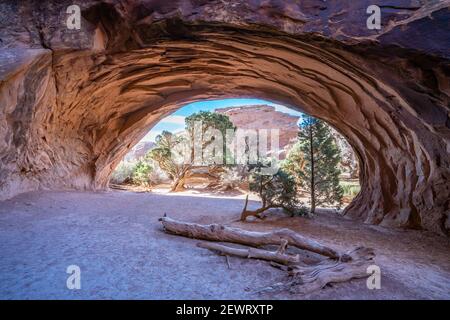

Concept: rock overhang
[[0, 0, 448, 236]]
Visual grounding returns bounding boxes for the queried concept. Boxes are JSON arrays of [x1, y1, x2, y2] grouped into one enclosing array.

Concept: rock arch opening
[[0, 2, 448, 236], [110, 98, 362, 212]]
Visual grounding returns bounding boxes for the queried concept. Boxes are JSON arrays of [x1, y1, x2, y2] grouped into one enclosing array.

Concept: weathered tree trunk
[[159, 216, 341, 259], [240, 194, 272, 221], [240, 194, 280, 221], [170, 166, 191, 192], [171, 176, 186, 192], [197, 241, 300, 265], [309, 125, 316, 214], [240, 207, 272, 221], [159, 216, 375, 295], [257, 247, 375, 294]]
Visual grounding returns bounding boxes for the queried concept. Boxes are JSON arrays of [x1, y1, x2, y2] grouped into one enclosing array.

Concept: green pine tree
[[297, 115, 343, 213]]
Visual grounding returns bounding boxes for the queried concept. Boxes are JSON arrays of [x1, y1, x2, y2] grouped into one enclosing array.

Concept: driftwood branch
[[159, 216, 341, 259], [197, 241, 300, 265], [258, 247, 375, 294], [159, 216, 375, 295]]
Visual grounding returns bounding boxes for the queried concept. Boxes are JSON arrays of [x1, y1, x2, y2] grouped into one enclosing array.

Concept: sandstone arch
[[0, 1, 449, 236]]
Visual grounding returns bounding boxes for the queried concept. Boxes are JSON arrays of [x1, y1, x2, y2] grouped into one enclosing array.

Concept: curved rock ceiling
[[0, 1, 449, 236]]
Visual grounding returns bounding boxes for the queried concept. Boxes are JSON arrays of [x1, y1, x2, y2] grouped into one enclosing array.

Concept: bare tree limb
[[159, 216, 341, 259], [256, 247, 375, 294], [159, 216, 375, 295], [197, 242, 300, 265]]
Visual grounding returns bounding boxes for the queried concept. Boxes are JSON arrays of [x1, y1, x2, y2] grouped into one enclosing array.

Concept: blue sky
[[142, 98, 303, 142]]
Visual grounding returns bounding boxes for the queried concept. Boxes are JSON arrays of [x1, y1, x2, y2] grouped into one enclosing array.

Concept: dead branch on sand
[[159, 216, 341, 259], [197, 241, 300, 265], [159, 216, 375, 294]]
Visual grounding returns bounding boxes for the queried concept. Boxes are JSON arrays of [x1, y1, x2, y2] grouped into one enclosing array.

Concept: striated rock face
[[0, 1, 449, 235], [124, 141, 155, 162], [331, 129, 360, 179], [216, 105, 299, 159]]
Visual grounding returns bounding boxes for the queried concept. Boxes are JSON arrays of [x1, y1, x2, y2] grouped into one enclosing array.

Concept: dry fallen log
[[159, 216, 375, 295], [159, 216, 341, 259], [257, 247, 375, 294], [197, 241, 300, 265]]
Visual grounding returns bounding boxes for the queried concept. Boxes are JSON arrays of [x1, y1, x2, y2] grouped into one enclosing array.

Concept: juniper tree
[[131, 160, 153, 187], [147, 131, 188, 191], [240, 160, 306, 221], [296, 115, 343, 213], [148, 112, 235, 191], [185, 111, 235, 166]]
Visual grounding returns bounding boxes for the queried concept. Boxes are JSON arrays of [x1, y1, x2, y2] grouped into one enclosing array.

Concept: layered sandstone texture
[[216, 105, 299, 158], [0, 0, 449, 235]]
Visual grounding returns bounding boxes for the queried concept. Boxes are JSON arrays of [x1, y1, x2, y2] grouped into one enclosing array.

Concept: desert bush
[[281, 141, 305, 185], [241, 160, 307, 220], [340, 182, 361, 197], [111, 158, 161, 187], [110, 160, 136, 184], [147, 161, 170, 184], [131, 160, 153, 186]]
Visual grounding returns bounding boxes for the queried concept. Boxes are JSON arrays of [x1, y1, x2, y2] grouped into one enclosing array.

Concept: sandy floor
[[0, 190, 449, 299]]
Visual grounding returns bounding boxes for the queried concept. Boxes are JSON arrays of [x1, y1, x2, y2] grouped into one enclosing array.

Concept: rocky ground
[[0, 190, 449, 299]]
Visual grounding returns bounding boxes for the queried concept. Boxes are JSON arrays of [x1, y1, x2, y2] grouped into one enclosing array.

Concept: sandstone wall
[[0, 0, 449, 235]]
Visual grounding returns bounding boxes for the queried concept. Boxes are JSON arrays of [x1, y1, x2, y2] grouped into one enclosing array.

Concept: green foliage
[[131, 160, 153, 186], [340, 181, 361, 197], [297, 115, 344, 212], [185, 111, 235, 165], [147, 111, 235, 190], [185, 111, 235, 138], [110, 161, 136, 184], [281, 140, 305, 185], [147, 131, 186, 181], [110, 159, 154, 187], [248, 160, 307, 216]]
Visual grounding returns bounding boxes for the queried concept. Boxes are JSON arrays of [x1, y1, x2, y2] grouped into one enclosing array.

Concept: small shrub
[[147, 161, 170, 184], [241, 160, 307, 220], [341, 182, 361, 197], [131, 160, 153, 187], [218, 166, 248, 190], [110, 161, 136, 184]]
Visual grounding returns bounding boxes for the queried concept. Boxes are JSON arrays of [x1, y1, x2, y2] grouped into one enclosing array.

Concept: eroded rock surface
[[216, 105, 300, 158], [0, 1, 449, 235]]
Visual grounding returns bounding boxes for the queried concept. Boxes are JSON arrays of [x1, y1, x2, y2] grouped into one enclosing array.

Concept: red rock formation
[[0, 1, 449, 235], [124, 141, 155, 161], [216, 105, 299, 159]]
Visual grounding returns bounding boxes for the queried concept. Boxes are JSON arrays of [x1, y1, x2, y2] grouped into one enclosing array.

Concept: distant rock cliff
[[216, 105, 300, 159], [124, 141, 155, 162]]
